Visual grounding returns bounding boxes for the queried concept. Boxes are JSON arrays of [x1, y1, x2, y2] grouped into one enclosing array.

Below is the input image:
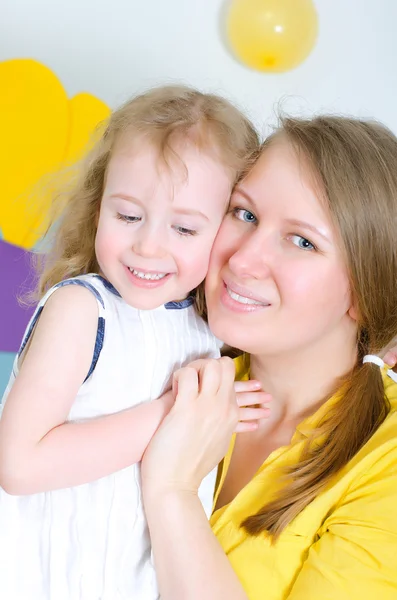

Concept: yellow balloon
[[0, 59, 110, 249], [226, 0, 318, 73]]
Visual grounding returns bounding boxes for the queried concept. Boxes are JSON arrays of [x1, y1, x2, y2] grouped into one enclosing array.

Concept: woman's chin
[[208, 313, 251, 353], [207, 292, 270, 351]]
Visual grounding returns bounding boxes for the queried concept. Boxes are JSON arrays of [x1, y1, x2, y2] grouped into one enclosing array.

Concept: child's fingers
[[238, 406, 269, 422], [234, 380, 261, 393], [236, 391, 272, 407], [235, 421, 259, 433], [383, 350, 397, 367]]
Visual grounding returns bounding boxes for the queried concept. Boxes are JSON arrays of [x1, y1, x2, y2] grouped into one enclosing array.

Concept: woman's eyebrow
[[285, 218, 331, 243], [233, 189, 331, 243], [233, 187, 256, 206]]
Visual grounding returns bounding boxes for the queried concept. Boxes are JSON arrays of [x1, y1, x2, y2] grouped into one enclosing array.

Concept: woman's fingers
[[236, 390, 271, 407], [173, 367, 199, 405], [217, 357, 239, 426], [199, 356, 235, 400], [173, 357, 236, 407], [142, 357, 239, 498], [199, 359, 222, 396], [218, 357, 236, 394]]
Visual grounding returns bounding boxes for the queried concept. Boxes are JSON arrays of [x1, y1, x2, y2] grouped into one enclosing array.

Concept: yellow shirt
[[211, 355, 397, 599]]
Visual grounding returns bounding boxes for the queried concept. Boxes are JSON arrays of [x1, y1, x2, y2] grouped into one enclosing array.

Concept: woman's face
[[205, 141, 355, 357]]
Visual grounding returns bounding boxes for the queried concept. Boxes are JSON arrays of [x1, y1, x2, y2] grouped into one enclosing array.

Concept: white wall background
[[1, 0, 397, 395], [2, 0, 397, 135]]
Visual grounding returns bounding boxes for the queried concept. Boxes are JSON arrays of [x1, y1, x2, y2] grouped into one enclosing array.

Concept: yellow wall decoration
[[226, 0, 318, 73], [0, 59, 110, 249]]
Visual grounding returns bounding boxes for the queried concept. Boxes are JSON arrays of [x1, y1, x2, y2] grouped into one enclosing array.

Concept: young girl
[[0, 85, 266, 599]]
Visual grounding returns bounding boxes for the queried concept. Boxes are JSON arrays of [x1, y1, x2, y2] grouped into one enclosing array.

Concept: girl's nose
[[132, 225, 167, 259]]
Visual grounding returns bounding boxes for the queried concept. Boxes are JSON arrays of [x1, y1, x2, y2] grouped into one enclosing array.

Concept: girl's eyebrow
[[109, 193, 142, 205], [109, 194, 209, 222], [173, 208, 209, 222]]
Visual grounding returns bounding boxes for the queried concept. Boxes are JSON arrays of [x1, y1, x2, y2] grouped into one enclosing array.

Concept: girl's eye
[[290, 234, 316, 251], [232, 207, 258, 224], [117, 213, 140, 224], [174, 226, 197, 237]]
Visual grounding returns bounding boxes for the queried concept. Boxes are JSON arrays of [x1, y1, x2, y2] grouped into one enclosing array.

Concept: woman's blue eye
[[233, 208, 257, 224], [290, 234, 315, 251], [117, 213, 140, 224]]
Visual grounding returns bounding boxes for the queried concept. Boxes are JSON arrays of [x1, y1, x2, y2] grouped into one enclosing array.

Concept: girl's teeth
[[227, 287, 264, 305], [129, 268, 167, 281]]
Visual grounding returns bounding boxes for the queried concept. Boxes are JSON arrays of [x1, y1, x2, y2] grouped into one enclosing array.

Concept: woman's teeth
[[129, 268, 167, 281], [226, 286, 264, 305]]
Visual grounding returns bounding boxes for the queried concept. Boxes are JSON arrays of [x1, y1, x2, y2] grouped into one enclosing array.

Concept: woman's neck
[[250, 326, 357, 423]]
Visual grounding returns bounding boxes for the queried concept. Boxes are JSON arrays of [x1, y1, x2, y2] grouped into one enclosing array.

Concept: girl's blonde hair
[[242, 115, 397, 538], [37, 85, 259, 308]]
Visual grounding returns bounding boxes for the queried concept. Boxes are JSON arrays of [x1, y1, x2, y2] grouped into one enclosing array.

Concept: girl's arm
[[0, 285, 173, 495], [141, 359, 267, 600]]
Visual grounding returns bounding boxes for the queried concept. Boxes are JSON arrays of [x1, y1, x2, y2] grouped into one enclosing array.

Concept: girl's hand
[[234, 379, 271, 432], [141, 357, 269, 501], [383, 346, 397, 367]]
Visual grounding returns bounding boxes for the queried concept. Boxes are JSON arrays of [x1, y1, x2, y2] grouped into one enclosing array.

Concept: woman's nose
[[228, 231, 273, 280]]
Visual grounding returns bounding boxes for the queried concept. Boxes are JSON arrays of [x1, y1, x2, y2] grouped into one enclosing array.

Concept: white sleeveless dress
[[0, 274, 221, 600]]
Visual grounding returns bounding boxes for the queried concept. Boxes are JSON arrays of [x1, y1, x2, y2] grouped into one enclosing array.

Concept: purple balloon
[[0, 240, 37, 352]]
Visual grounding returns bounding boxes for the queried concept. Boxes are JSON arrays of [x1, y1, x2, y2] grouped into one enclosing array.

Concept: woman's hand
[[141, 358, 266, 600], [176, 358, 271, 433], [141, 357, 269, 501], [141, 357, 236, 499]]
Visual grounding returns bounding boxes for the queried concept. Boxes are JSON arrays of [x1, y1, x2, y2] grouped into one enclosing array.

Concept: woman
[[141, 116, 397, 599]]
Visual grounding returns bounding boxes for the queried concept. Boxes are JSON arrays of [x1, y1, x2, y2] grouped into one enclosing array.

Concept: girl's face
[[205, 141, 356, 358], [95, 138, 232, 309]]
